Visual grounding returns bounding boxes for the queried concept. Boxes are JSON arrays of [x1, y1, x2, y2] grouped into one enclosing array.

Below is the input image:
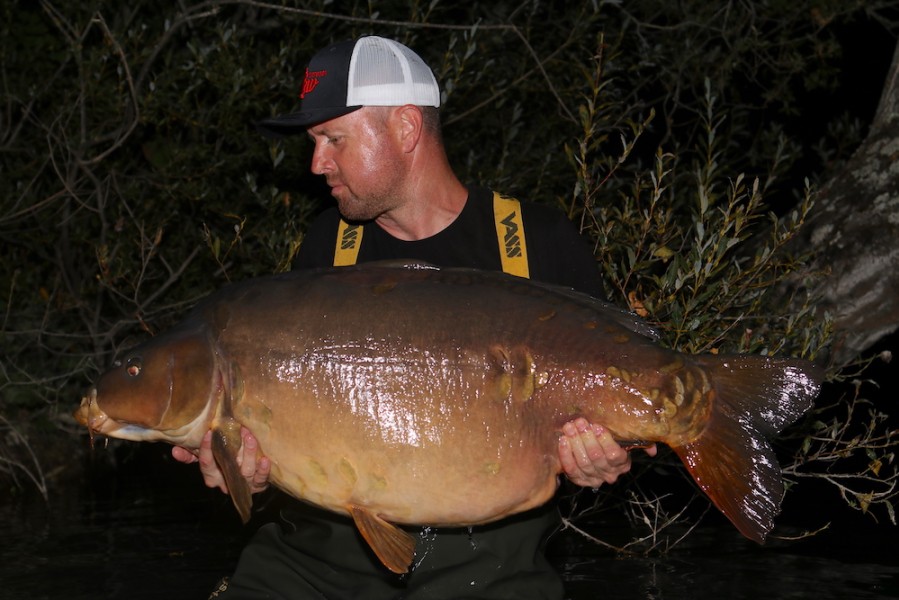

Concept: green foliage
[[1, 0, 896, 544], [575, 81, 830, 359], [559, 45, 895, 546]]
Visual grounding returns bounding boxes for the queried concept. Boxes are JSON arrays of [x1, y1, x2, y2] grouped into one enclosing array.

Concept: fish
[[74, 261, 823, 573]]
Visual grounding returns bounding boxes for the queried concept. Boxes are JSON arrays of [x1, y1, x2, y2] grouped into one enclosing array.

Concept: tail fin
[[672, 355, 823, 542]]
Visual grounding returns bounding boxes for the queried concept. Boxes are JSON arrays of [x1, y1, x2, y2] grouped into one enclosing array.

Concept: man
[[175, 36, 655, 599]]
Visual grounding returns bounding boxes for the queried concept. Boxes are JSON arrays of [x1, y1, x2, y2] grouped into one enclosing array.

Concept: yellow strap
[[334, 219, 363, 266], [493, 192, 530, 278]]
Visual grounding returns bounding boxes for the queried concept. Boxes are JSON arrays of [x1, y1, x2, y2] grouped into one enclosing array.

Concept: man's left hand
[[558, 417, 657, 488]]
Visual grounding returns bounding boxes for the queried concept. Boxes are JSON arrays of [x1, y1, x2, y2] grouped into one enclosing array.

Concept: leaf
[[868, 458, 882, 477], [653, 246, 675, 260]]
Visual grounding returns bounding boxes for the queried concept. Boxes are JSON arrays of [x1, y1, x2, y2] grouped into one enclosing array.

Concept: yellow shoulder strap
[[492, 192, 530, 278], [334, 219, 363, 266]]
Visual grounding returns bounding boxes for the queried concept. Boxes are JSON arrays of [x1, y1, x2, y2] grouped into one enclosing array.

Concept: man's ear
[[393, 105, 423, 153]]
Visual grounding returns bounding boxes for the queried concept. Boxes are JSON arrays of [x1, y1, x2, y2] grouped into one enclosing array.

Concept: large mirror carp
[[75, 261, 823, 573]]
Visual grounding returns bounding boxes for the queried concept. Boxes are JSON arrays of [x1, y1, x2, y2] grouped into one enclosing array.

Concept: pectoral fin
[[210, 420, 252, 523], [349, 505, 416, 574]]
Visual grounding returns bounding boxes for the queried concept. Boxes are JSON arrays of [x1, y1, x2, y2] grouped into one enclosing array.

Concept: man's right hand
[[171, 426, 271, 495]]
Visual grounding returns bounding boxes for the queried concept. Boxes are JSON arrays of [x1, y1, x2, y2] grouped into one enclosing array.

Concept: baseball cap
[[255, 36, 441, 137]]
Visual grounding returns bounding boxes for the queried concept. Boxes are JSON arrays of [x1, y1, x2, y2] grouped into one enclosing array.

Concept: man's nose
[[310, 145, 331, 175]]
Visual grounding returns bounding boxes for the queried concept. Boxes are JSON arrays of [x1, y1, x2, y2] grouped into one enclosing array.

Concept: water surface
[[3, 445, 897, 599]]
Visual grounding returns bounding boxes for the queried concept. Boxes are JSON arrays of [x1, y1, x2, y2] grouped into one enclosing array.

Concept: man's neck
[[374, 176, 468, 241]]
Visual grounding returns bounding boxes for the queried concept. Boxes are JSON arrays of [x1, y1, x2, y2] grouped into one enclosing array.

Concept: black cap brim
[[254, 105, 363, 138]]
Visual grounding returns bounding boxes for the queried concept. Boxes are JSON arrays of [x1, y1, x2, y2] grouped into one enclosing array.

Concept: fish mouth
[[74, 388, 116, 445], [75, 388, 156, 446]]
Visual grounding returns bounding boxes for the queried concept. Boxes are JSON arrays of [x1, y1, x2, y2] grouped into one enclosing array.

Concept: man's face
[[307, 108, 406, 222]]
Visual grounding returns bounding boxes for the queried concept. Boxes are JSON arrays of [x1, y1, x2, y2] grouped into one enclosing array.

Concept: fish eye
[[126, 357, 142, 377]]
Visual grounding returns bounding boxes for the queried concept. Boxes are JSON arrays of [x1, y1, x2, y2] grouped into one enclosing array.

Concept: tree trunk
[[794, 40, 899, 367]]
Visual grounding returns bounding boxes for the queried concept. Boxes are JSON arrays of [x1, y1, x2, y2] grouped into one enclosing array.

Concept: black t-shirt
[[293, 186, 605, 298]]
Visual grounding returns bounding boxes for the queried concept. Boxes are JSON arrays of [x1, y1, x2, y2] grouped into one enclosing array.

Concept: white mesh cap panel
[[346, 37, 440, 107]]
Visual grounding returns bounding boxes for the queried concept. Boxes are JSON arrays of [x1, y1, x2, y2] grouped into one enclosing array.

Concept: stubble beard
[[335, 189, 398, 223], [332, 163, 405, 224]]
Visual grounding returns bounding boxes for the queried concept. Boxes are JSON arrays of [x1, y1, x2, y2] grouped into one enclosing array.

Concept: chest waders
[[333, 192, 530, 278]]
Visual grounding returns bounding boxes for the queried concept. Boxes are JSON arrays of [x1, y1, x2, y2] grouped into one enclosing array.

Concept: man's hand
[[558, 417, 657, 488], [171, 426, 271, 495]]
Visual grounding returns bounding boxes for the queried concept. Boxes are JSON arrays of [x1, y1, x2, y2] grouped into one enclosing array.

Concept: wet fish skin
[[75, 261, 823, 573]]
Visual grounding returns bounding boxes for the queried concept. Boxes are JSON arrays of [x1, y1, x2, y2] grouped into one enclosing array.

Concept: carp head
[[75, 326, 221, 449]]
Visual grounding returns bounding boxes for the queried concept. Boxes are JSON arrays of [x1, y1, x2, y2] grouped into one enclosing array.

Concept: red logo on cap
[[300, 68, 327, 99]]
